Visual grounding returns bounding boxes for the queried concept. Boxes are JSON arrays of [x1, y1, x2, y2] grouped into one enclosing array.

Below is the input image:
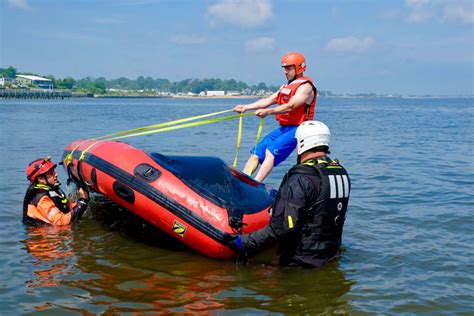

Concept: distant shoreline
[[1, 89, 472, 100], [94, 95, 261, 99], [93, 94, 474, 99]]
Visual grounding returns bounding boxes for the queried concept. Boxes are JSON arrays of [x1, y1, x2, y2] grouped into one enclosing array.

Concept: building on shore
[[0, 77, 14, 87], [15, 75, 54, 89], [206, 90, 225, 97]]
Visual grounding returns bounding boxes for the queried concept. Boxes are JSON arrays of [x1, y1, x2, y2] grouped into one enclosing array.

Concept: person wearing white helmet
[[295, 120, 330, 161], [233, 52, 317, 182], [226, 121, 351, 268]]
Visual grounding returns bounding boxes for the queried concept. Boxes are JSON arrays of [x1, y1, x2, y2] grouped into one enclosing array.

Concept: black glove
[[78, 186, 90, 202], [78, 198, 89, 204], [71, 198, 88, 223], [225, 234, 246, 254]]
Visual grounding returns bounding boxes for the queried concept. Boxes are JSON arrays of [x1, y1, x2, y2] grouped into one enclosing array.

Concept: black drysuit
[[242, 157, 350, 268]]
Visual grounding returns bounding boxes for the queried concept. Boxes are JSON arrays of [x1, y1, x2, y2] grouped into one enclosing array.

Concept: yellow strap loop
[[106, 112, 254, 141], [63, 142, 84, 166], [234, 117, 264, 169], [96, 109, 233, 140], [233, 113, 243, 168], [243, 118, 264, 175]]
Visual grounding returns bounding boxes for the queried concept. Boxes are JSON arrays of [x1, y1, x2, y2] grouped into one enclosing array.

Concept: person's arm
[[256, 83, 314, 118], [242, 173, 314, 252], [233, 91, 279, 113]]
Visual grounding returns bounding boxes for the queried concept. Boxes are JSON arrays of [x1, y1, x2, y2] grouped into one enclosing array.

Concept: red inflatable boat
[[62, 140, 274, 259]]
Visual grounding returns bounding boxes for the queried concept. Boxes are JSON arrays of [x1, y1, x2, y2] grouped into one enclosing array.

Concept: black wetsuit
[[242, 156, 350, 268]]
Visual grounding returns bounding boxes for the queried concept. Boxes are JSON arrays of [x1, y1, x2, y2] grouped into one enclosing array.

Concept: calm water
[[0, 97, 472, 314]]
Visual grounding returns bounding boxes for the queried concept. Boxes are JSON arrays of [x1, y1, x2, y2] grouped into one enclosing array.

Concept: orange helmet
[[281, 52, 306, 75], [26, 157, 57, 183]]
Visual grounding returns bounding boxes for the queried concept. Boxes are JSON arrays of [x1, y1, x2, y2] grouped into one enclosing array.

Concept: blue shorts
[[251, 125, 297, 166]]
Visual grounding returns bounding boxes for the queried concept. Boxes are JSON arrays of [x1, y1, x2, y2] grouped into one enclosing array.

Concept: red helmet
[[281, 52, 306, 75], [26, 157, 57, 183]]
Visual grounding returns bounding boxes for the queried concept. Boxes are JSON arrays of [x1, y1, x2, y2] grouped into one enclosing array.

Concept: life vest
[[23, 184, 70, 226], [282, 157, 350, 264], [275, 76, 317, 126]]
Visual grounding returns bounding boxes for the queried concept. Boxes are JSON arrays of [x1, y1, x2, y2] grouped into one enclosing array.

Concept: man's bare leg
[[254, 150, 275, 182], [243, 154, 260, 176]]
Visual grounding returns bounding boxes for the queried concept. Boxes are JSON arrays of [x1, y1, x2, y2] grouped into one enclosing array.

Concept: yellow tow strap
[[233, 113, 243, 167], [96, 109, 233, 140], [255, 118, 264, 146], [105, 112, 255, 141], [75, 109, 264, 168]]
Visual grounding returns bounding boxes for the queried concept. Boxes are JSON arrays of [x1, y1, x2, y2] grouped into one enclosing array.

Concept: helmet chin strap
[[39, 175, 60, 188]]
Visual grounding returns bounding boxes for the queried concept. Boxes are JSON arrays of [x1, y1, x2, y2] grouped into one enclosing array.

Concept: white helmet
[[295, 121, 331, 155]]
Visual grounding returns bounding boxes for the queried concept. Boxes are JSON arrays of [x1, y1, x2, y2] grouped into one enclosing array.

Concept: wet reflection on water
[[20, 196, 354, 314], [22, 226, 75, 290]]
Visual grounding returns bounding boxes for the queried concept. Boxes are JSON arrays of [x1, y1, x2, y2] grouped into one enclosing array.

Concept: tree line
[[75, 76, 278, 94], [1, 66, 278, 94]]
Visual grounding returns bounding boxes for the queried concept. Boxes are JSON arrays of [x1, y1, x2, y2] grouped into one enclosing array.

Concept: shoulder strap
[[25, 184, 49, 206], [301, 80, 317, 120], [288, 164, 319, 177]]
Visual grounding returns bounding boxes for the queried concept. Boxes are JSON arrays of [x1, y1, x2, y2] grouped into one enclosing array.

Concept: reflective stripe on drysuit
[[22, 184, 88, 226], [242, 156, 350, 267], [275, 76, 317, 126]]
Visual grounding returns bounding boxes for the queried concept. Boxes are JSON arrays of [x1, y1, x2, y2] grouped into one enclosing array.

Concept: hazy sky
[[1, 0, 473, 95]]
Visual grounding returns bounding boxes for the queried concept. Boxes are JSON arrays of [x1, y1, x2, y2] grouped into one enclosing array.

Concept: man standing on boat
[[23, 157, 89, 226], [227, 121, 351, 268], [233, 52, 317, 182]]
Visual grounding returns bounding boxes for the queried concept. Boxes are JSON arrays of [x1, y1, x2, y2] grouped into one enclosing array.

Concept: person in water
[[227, 121, 351, 268], [23, 156, 89, 226], [233, 52, 317, 182]]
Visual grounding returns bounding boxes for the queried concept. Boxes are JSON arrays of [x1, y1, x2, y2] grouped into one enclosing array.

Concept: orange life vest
[[275, 76, 317, 126]]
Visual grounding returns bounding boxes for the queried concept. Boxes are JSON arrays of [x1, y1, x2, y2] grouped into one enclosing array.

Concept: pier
[[0, 89, 89, 99]]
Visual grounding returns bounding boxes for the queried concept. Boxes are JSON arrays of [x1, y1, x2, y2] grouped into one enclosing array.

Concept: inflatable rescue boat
[[62, 140, 275, 259]]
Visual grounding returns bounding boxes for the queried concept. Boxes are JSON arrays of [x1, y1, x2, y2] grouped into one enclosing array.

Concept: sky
[[1, 0, 473, 95]]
